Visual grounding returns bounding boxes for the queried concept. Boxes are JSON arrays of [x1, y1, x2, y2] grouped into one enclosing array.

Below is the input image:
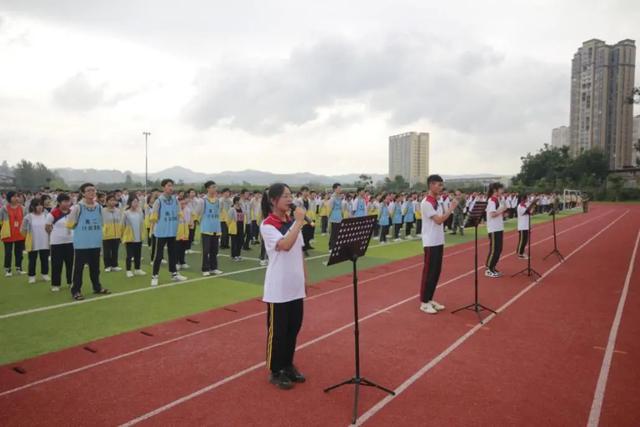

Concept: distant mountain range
[[53, 166, 507, 186]]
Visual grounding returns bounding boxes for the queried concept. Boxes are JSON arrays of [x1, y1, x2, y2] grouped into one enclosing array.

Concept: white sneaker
[[126, 271, 134, 278], [394, 238, 402, 242], [150, 276, 159, 287], [134, 269, 147, 276], [105, 267, 112, 273], [494, 270, 504, 277], [28, 276, 36, 284], [181, 264, 190, 269], [17, 269, 27, 275], [420, 302, 438, 314], [172, 273, 187, 282], [50, 286, 60, 292], [161, 259, 167, 265], [259, 260, 268, 266], [41, 274, 51, 282], [212, 269, 223, 275], [518, 254, 529, 260], [5, 270, 12, 277], [111, 266, 122, 272], [485, 269, 499, 278], [202, 271, 211, 277], [430, 300, 446, 311]]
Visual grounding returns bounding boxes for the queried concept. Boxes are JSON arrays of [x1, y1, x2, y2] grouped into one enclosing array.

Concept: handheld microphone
[[289, 203, 314, 225]]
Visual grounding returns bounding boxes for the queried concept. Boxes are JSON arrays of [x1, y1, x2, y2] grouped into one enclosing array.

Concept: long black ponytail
[[486, 182, 504, 200], [261, 183, 291, 220]]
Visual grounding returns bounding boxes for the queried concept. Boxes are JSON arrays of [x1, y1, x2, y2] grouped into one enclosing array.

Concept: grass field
[[0, 210, 580, 365]]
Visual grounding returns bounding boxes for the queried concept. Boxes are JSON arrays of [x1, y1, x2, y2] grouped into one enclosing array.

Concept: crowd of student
[[0, 178, 583, 390], [0, 180, 581, 301]]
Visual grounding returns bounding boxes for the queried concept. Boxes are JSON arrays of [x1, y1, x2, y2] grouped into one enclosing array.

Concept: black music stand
[[543, 208, 565, 262], [452, 201, 497, 324], [323, 215, 395, 425], [512, 201, 541, 280]]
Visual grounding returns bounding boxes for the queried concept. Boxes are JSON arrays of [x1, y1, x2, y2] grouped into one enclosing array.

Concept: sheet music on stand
[[327, 215, 377, 266], [464, 201, 488, 227]]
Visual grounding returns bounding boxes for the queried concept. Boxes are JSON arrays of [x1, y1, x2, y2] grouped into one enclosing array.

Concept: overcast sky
[[0, 0, 638, 176]]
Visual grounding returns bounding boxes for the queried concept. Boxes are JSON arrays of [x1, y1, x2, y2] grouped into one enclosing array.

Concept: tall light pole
[[143, 131, 151, 197]]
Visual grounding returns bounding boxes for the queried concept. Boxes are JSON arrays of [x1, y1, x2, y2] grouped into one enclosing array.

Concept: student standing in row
[[195, 181, 223, 276], [319, 193, 330, 236], [260, 183, 307, 390], [176, 196, 192, 270], [419, 175, 458, 314], [102, 193, 123, 272], [392, 194, 404, 241], [149, 179, 187, 287], [378, 194, 391, 244], [403, 194, 415, 239], [122, 196, 146, 278], [67, 183, 111, 300], [47, 193, 74, 291], [516, 194, 537, 260], [1, 191, 27, 277], [219, 188, 232, 249], [485, 182, 508, 278], [228, 196, 244, 261], [328, 183, 342, 250], [22, 197, 50, 284]]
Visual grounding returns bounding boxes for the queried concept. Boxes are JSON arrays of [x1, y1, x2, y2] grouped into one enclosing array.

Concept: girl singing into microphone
[[260, 183, 308, 390]]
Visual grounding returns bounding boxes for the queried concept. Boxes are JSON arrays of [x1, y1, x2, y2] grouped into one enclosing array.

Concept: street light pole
[[143, 131, 151, 197]]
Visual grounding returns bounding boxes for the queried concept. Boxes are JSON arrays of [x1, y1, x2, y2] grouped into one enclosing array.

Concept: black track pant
[[486, 231, 504, 272], [103, 238, 120, 268], [125, 242, 142, 271], [72, 248, 102, 295], [201, 234, 220, 271], [51, 243, 73, 287], [220, 222, 230, 249], [517, 230, 529, 256], [380, 225, 389, 242], [329, 222, 341, 250], [28, 249, 49, 276], [4, 240, 25, 271], [152, 237, 177, 275], [420, 245, 444, 303], [266, 299, 304, 373]]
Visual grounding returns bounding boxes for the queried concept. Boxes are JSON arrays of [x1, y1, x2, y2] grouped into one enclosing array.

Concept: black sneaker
[[284, 365, 306, 383], [93, 288, 111, 295], [269, 370, 294, 390], [73, 293, 85, 301]]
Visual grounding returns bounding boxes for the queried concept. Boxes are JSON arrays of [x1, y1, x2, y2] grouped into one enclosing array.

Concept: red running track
[[0, 204, 638, 427]]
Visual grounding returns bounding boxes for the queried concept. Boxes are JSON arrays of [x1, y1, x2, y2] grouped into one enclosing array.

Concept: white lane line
[[586, 229, 640, 427], [354, 210, 629, 426], [117, 211, 617, 426], [0, 210, 594, 320], [0, 210, 610, 397]]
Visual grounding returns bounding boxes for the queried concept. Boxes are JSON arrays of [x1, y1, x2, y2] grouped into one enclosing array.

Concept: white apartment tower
[[388, 132, 430, 186]]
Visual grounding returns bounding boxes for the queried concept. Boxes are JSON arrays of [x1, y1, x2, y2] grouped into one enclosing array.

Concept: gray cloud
[[52, 72, 140, 111], [184, 34, 569, 146]]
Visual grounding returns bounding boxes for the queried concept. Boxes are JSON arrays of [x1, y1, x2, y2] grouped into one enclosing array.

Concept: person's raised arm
[[275, 207, 306, 252]]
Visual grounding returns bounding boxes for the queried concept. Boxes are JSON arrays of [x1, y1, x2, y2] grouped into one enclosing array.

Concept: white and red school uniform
[[419, 194, 445, 304]]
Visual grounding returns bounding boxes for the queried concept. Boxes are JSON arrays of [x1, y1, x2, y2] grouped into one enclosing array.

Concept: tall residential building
[[551, 125, 570, 148], [633, 115, 640, 166], [569, 39, 636, 169], [388, 132, 429, 186]]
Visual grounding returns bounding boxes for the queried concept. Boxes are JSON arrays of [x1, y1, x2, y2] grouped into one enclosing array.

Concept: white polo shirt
[[421, 195, 445, 247], [486, 196, 504, 233], [517, 202, 531, 231], [260, 214, 306, 303], [47, 209, 73, 245]]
